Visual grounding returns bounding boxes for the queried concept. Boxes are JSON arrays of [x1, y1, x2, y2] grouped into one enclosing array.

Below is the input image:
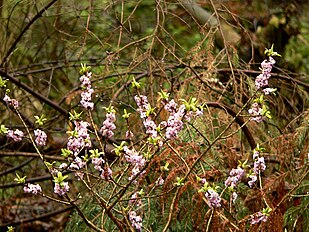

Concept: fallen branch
[[0, 205, 74, 229]]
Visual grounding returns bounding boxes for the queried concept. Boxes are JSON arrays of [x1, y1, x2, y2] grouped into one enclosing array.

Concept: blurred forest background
[[0, 0, 308, 231]]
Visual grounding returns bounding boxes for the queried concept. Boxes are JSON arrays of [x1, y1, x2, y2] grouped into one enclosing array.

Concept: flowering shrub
[[0, 45, 308, 232]]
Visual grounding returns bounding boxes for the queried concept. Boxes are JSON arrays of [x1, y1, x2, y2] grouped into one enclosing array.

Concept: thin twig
[[0, 206, 74, 229], [1, 0, 59, 66]]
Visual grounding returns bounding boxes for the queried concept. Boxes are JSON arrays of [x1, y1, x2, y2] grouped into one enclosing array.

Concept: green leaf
[[80, 63, 91, 74], [158, 90, 170, 101], [0, 76, 7, 88], [175, 177, 184, 186], [112, 141, 126, 156], [69, 110, 83, 121], [103, 105, 116, 114], [145, 105, 155, 117], [0, 124, 8, 134], [7, 226, 15, 232], [61, 148, 72, 158], [45, 161, 56, 168], [265, 44, 281, 57], [89, 149, 104, 158], [131, 77, 141, 89], [161, 162, 170, 172], [34, 114, 47, 126], [122, 109, 131, 119], [53, 172, 68, 185], [262, 207, 272, 216], [14, 173, 26, 184]]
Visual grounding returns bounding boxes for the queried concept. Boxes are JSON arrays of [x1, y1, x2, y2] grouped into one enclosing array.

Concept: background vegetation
[[0, 0, 308, 231]]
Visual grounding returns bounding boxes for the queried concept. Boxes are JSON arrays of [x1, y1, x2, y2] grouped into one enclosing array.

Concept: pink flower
[[72, 157, 86, 169], [3, 94, 11, 103], [67, 137, 84, 153], [248, 173, 257, 188], [134, 95, 149, 114], [263, 87, 276, 95], [164, 99, 178, 113], [232, 192, 238, 203], [129, 192, 142, 206], [67, 120, 92, 153], [225, 167, 245, 188], [165, 104, 186, 139], [92, 157, 105, 171], [80, 73, 92, 89], [7, 129, 24, 142], [125, 130, 134, 138], [3, 94, 19, 109], [155, 176, 164, 186], [59, 163, 68, 169], [143, 118, 157, 138], [23, 183, 42, 195], [100, 167, 112, 180], [205, 189, 221, 208], [255, 56, 276, 92], [128, 211, 142, 231], [54, 182, 70, 196], [100, 112, 116, 138], [123, 146, 146, 180], [34, 129, 47, 146], [80, 72, 94, 110], [255, 74, 270, 90], [248, 103, 263, 122], [80, 99, 94, 110], [254, 157, 266, 174], [250, 211, 268, 224]]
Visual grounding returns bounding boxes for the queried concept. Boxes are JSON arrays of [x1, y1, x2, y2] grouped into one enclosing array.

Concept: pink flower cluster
[[59, 156, 86, 180], [134, 95, 158, 139], [155, 176, 164, 186], [129, 191, 142, 206], [254, 157, 266, 174], [225, 167, 245, 188], [134, 94, 203, 141], [100, 112, 116, 138], [54, 182, 70, 196], [126, 130, 134, 138], [165, 104, 186, 139], [34, 129, 47, 146], [69, 157, 87, 170], [92, 157, 105, 171], [128, 211, 142, 231], [3, 94, 19, 109], [134, 95, 149, 119], [23, 183, 42, 195], [249, 55, 278, 122], [80, 72, 94, 110], [248, 151, 266, 188], [7, 129, 24, 142], [123, 146, 146, 180], [91, 157, 112, 180], [255, 57, 276, 95], [248, 102, 263, 122], [164, 99, 178, 113], [250, 211, 268, 224], [225, 167, 245, 203], [67, 121, 92, 154], [59, 156, 87, 171], [205, 188, 221, 208], [84, 150, 112, 180], [163, 99, 203, 139], [248, 173, 257, 188], [100, 166, 112, 180]]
